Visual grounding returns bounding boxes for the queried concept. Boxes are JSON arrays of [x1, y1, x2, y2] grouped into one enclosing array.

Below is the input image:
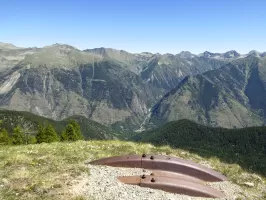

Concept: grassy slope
[[0, 141, 266, 200], [1, 111, 266, 199], [136, 119, 266, 177]]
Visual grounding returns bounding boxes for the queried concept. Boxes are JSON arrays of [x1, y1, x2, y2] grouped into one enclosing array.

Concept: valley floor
[[0, 141, 265, 200]]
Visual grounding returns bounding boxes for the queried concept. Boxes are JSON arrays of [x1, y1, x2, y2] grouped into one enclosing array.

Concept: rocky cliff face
[[1, 42, 266, 131], [0, 44, 38, 72], [0, 44, 159, 131], [140, 53, 228, 94], [148, 56, 266, 129]]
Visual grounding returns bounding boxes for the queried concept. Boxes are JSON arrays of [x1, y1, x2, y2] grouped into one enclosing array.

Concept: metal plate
[[118, 175, 225, 198], [89, 155, 141, 168], [142, 154, 227, 182], [89, 154, 227, 182], [150, 170, 205, 185]]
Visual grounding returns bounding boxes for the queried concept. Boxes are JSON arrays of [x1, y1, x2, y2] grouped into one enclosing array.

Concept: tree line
[[139, 119, 266, 176], [0, 119, 84, 145]]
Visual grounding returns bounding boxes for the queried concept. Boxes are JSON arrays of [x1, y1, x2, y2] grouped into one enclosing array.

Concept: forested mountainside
[[135, 119, 266, 176], [0, 109, 121, 140]]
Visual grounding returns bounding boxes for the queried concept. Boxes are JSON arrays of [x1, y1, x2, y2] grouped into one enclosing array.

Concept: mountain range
[[1, 42, 266, 131]]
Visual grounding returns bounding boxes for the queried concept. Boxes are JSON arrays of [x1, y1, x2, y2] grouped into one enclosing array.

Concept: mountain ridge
[[3, 41, 266, 58], [147, 55, 266, 129], [1, 41, 266, 131]]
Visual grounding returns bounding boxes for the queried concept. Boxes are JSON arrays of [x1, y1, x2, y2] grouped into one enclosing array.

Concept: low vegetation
[[0, 112, 266, 199], [0, 140, 266, 200]]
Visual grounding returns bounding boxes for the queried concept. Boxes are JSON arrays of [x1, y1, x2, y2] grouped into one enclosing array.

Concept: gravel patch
[[70, 163, 249, 200]]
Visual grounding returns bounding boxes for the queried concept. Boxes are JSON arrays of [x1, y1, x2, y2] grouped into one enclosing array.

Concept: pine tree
[[11, 126, 24, 145], [36, 123, 58, 143], [36, 124, 46, 143], [69, 120, 84, 140], [62, 124, 78, 141], [43, 124, 59, 143], [0, 129, 11, 145], [61, 130, 67, 141], [61, 120, 84, 141]]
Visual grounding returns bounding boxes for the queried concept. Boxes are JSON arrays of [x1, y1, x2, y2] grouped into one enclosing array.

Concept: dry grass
[[0, 140, 265, 200]]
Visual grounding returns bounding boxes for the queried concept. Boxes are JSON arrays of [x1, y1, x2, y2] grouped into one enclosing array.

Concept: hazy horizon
[[1, 41, 265, 56], [1, 0, 266, 54]]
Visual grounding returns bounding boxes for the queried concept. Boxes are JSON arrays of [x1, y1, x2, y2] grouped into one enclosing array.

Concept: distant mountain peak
[[43, 43, 78, 51], [223, 50, 240, 58], [0, 42, 21, 49], [260, 52, 266, 57], [200, 51, 217, 58], [84, 47, 123, 54], [178, 51, 194, 58], [198, 50, 242, 59], [248, 50, 261, 57]]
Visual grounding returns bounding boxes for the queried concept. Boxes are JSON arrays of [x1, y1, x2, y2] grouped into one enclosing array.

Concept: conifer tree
[[65, 124, 78, 141], [36, 124, 46, 143], [43, 124, 59, 143], [61, 130, 67, 141], [11, 126, 24, 145], [61, 120, 84, 141], [36, 123, 58, 143], [0, 129, 11, 145], [69, 119, 84, 140]]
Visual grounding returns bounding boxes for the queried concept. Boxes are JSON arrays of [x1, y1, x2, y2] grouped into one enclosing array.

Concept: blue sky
[[1, 0, 266, 54]]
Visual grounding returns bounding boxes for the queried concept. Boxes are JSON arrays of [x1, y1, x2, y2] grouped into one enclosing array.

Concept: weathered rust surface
[[89, 154, 227, 182], [89, 155, 141, 168], [142, 154, 227, 182], [150, 170, 205, 185], [118, 175, 225, 198]]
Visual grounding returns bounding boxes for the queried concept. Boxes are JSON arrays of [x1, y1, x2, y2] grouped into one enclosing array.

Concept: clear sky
[[1, 0, 266, 54]]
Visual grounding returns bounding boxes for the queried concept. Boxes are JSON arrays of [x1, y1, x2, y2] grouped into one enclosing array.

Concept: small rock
[[244, 182, 254, 187]]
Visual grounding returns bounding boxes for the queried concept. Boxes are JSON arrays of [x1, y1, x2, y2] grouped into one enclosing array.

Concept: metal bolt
[[151, 178, 155, 182], [142, 154, 146, 158], [150, 156, 154, 160], [141, 175, 146, 179]]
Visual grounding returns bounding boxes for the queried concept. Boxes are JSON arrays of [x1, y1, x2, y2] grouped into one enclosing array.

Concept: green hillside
[[0, 109, 122, 140], [135, 119, 266, 176], [0, 111, 266, 199], [1, 109, 266, 177]]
